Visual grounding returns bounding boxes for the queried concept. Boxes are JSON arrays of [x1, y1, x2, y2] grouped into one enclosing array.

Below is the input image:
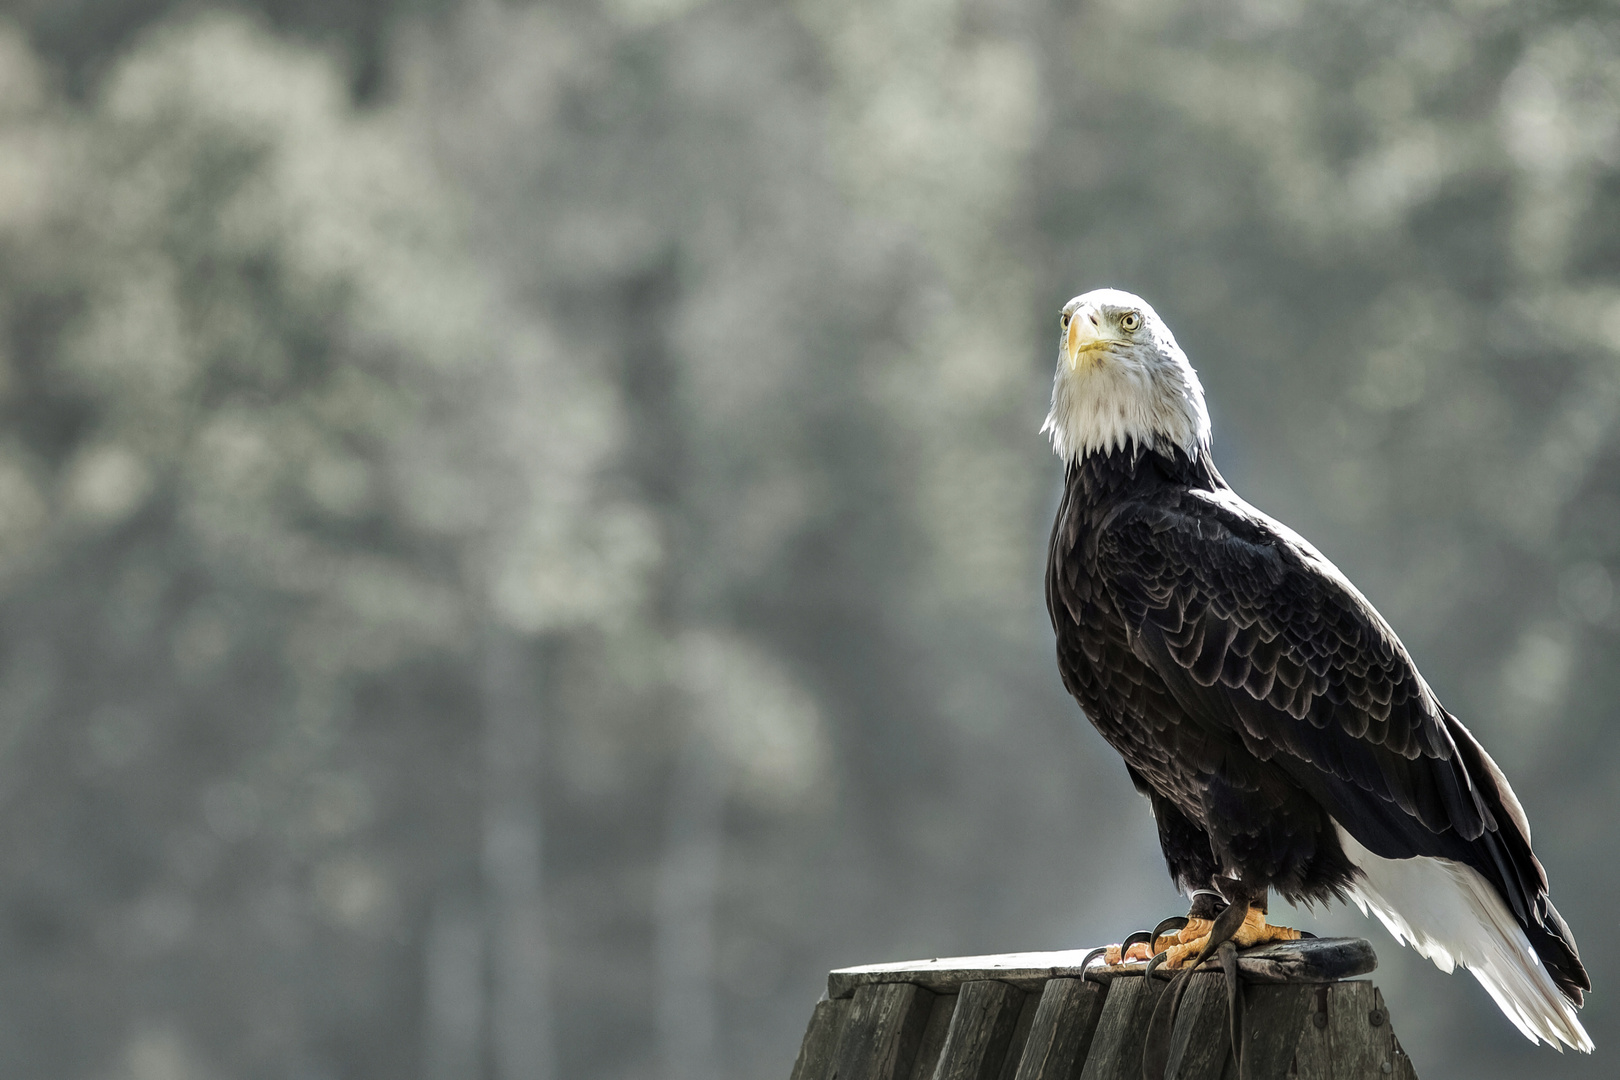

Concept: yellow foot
[[1153, 917, 1214, 955], [1161, 906, 1301, 969], [1103, 940, 1154, 964]]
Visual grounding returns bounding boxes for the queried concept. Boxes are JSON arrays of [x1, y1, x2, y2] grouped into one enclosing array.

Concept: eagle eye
[[1061, 311, 1072, 328], [1120, 311, 1142, 332]]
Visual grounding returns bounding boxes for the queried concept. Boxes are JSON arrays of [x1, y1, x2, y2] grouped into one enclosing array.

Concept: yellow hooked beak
[[1065, 307, 1116, 371]]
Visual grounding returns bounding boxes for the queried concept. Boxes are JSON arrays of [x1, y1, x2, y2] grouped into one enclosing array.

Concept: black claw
[[1151, 915, 1188, 943], [1142, 901, 1251, 1080], [1122, 929, 1155, 952], [1078, 946, 1109, 981], [1218, 940, 1243, 1075], [1143, 951, 1171, 980]]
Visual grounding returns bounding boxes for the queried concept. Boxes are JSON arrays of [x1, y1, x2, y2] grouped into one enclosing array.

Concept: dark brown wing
[[1092, 485, 1588, 1001]]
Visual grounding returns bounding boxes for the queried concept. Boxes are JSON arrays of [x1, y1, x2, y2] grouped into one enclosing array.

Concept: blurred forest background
[[0, 0, 1612, 1078]]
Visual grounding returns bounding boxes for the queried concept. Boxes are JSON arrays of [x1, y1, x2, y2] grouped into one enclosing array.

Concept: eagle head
[[1041, 288, 1211, 462]]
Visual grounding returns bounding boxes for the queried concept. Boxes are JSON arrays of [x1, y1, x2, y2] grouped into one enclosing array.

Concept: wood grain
[[831, 982, 937, 1080], [809, 941, 1417, 1080], [1076, 973, 1163, 1080], [791, 997, 851, 1080], [1009, 978, 1107, 1080], [1161, 972, 1231, 1080], [1291, 983, 1332, 1080], [907, 993, 959, 1080], [994, 991, 1043, 1080], [931, 981, 1026, 1080], [1229, 984, 1314, 1080]]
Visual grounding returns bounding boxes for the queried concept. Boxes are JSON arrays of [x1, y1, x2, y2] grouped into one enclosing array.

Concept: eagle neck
[[1067, 441, 1225, 502]]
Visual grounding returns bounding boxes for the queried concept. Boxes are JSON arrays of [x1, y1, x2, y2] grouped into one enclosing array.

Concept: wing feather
[[1093, 486, 1589, 1005]]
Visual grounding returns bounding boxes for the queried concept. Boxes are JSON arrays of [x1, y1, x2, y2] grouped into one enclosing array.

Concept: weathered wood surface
[[1290, 982, 1412, 1080], [1391, 1033, 1419, 1080], [1381, 990, 1419, 1080], [932, 980, 1027, 1080], [1234, 984, 1316, 1079], [829, 951, 1109, 998], [994, 993, 1042, 1080], [908, 993, 959, 1080], [829, 939, 1375, 999], [790, 997, 851, 1080], [831, 982, 938, 1080], [1077, 974, 1163, 1080], [1010, 978, 1106, 1080], [801, 940, 1416, 1080], [1325, 983, 1384, 1078], [1292, 984, 1331, 1080], [1160, 973, 1231, 1080]]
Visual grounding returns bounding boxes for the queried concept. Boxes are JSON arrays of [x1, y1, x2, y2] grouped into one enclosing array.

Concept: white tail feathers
[[1334, 825, 1592, 1052]]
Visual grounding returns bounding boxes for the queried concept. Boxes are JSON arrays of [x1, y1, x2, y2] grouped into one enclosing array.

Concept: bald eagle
[[1044, 289, 1590, 1051]]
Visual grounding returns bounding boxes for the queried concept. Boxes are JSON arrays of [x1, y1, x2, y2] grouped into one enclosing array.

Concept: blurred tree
[[0, 1, 1613, 1080], [0, 0, 455, 98], [0, 13, 649, 1078], [404, 2, 1106, 1076]]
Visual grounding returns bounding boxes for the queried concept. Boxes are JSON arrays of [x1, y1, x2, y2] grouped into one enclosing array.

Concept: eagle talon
[[1103, 940, 1155, 964], [1154, 915, 1214, 955], [1160, 906, 1301, 969], [1103, 929, 1158, 964], [1150, 916, 1188, 953]]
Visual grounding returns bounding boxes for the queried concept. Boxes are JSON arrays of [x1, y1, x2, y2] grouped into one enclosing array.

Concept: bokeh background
[[0, 0, 1613, 1077]]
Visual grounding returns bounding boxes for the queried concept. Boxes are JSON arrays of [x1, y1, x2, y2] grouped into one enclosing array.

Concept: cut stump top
[[794, 938, 1419, 1080], [826, 937, 1377, 999]]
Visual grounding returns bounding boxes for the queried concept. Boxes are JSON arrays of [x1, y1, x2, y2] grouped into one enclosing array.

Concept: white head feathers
[[1041, 288, 1212, 462]]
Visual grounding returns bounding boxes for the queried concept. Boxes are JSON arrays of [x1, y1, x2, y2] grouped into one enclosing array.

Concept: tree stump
[[790, 940, 1419, 1080]]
